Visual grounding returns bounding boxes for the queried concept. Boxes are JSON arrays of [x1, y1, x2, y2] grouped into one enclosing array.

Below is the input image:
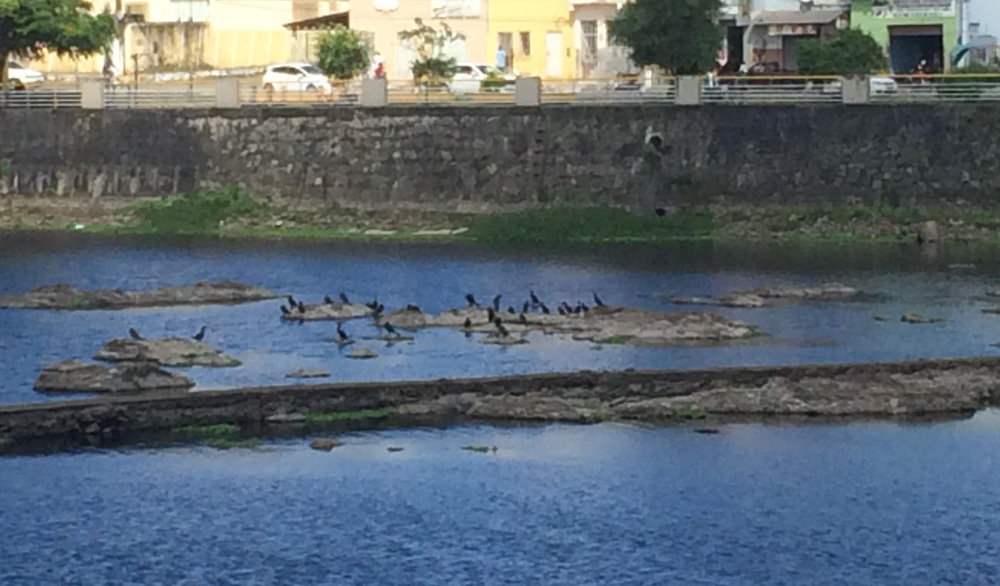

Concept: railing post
[[842, 75, 871, 104], [676, 76, 702, 106], [515, 77, 541, 106], [80, 79, 105, 110], [361, 77, 388, 107], [215, 77, 240, 109]]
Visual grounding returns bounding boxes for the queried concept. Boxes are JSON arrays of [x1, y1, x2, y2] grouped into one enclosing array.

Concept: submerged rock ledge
[[3, 356, 1000, 454], [0, 280, 278, 310]]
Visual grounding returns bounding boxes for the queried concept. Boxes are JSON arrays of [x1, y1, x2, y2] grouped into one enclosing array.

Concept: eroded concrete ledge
[[3, 356, 1000, 454]]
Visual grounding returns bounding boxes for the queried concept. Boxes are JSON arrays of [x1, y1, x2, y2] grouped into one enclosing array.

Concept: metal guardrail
[[4, 75, 1000, 109]]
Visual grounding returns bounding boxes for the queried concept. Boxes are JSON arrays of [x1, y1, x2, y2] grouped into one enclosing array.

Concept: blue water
[[2, 418, 1000, 585], [4, 233, 1000, 404]]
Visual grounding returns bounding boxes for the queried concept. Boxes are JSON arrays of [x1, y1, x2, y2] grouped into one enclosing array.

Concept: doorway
[[546, 32, 563, 78]]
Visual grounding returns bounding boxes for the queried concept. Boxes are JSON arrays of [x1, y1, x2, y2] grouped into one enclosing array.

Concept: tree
[[398, 18, 464, 83], [796, 29, 887, 76], [0, 0, 114, 87], [608, 0, 723, 75], [316, 25, 370, 80]]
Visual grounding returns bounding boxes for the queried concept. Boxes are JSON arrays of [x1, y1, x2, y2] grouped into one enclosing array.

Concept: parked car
[[448, 63, 516, 94], [869, 76, 898, 94], [6, 61, 44, 90], [262, 63, 332, 93]]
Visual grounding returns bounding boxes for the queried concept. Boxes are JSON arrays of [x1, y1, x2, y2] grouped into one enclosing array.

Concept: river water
[[3, 233, 1000, 404], [4, 233, 1000, 584], [2, 418, 1000, 586]]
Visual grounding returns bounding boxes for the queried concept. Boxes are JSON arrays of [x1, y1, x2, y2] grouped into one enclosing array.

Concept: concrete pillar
[[515, 77, 541, 106], [361, 77, 388, 107], [842, 75, 871, 104], [215, 77, 240, 108], [676, 76, 702, 106], [80, 80, 105, 109]]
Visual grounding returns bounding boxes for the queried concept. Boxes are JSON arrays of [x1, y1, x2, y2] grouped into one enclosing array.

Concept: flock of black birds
[[277, 290, 608, 341], [128, 325, 206, 342]]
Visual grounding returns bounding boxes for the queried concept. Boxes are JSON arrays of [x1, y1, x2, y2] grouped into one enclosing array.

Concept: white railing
[[103, 87, 216, 109], [703, 76, 843, 105], [0, 90, 81, 108], [542, 79, 678, 104], [872, 77, 1000, 104]]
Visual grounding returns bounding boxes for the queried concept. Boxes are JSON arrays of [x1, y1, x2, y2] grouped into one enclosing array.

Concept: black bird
[[522, 301, 530, 313], [193, 326, 206, 341], [384, 322, 397, 335], [463, 317, 472, 329], [287, 295, 297, 307], [129, 328, 143, 341], [376, 303, 385, 314], [558, 306, 566, 316], [487, 308, 496, 323], [339, 292, 350, 304], [540, 303, 550, 315], [519, 314, 528, 325], [573, 303, 582, 314], [493, 295, 502, 312], [495, 318, 509, 337], [280, 305, 291, 315], [580, 302, 589, 312], [324, 295, 335, 304], [507, 306, 516, 314], [337, 323, 349, 342], [297, 301, 306, 314], [406, 304, 421, 312], [466, 293, 478, 308], [366, 296, 379, 310], [530, 290, 541, 306], [593, 293, 605, 307]]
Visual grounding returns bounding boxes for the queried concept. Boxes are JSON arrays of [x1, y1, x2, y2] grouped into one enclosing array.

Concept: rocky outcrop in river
[[280, 301, 374, 321], [0, 280, 278, 310], [94, 338, 241, 367], [33, 360, 194, 393], [669, 283, 867, 309], [377, 305, 761, 346]]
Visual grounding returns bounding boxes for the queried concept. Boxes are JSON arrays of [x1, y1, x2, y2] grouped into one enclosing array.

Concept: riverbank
[[4, 357, 999, 455], [3, 195, 999, 243]]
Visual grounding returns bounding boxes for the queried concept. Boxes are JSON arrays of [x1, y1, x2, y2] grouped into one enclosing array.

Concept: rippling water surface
[[4, 233, 1000, 404], [3, 418, 1000, 586]]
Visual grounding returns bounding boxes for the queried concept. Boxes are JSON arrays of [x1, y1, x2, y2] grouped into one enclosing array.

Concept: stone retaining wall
[[2, 105, 1000, 211], [3, 357, 1000, 453]]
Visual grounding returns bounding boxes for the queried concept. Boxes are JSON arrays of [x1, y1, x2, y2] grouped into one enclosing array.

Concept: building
[[567, 0, 635, 78], [851, 0, 957, 73], [738, 0, 851, 72], [488, 0, 575, 78]]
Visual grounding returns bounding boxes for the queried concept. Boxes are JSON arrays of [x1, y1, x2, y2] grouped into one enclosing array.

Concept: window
[[581, 20, 598, 65], [519, 32, 531, 57], [497, 32, 513, 71]]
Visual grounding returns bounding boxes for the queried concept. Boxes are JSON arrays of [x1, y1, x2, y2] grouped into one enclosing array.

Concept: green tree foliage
[[398, 18, 464, 83], [0, 0, 115, 86], [315, 25, 370, 80], [796, 29, 887, 75], [608, 0, 723, 75]]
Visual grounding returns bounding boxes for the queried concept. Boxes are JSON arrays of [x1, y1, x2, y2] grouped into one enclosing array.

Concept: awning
[[283, 11, 349, 31], [754, 10, 845, 26]]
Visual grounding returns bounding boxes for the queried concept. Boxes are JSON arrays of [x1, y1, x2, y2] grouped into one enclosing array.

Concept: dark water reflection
[[3, 232, 1000, 404], [2, 416, 1000, 586]]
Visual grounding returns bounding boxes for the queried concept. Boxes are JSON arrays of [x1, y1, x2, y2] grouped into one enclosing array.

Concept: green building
[[851, 0, 957, 73]]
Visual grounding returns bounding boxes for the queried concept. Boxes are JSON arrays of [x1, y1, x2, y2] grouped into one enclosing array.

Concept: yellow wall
[[489, 0, 575, 78]]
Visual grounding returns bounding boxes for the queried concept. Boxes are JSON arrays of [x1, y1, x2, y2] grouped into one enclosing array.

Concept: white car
[[262, 63, 332, 93], [6, 61, 44, 90], [449, 63, 516, 94], [823, 76, 898, 95]]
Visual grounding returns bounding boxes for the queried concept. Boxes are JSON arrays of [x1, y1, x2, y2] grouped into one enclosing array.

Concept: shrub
[[316, 26, 371, 80], [135, 188, 261, 234]]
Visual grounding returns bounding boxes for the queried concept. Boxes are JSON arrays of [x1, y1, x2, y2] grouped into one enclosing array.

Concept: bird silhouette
[[463, 317, 472, 329], [280, 305, 291, 315], [492, 295, 501, 311], [558, 306, 566, 316], [366, 296, 379, 310], [406, 304, 421, 312], [339, 292, 350, 304], [466, 293, 478, 307], [487, 308, 495, 323], [593, 293, 605, 307], [540, 303, 550, 314], [496, 321, 510, 337], [507, 306, 516, 314], [297, 301, 306, 314], [129, 328, 143, 340], [522, 301, 530, 313], [287, 295, 297, 307], [324, 295, 335, 304], [337, 323, 349, 341], [530, 290, 541, 305], [193, 326, 206, 341], [384, 322, 397, 335]]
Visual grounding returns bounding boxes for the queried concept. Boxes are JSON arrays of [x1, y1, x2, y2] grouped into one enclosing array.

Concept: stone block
[[842, 75, 870, 105], [361, 77, 388, 107], [515, 77, 541, 107], [676, 76, 702, 106], [215, 77, 240, 109], [80, 80, 104, 110]]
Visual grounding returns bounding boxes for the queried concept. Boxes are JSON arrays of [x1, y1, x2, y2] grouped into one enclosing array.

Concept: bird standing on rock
[[193, 326, 207, 341], [558, 306, 566, 316], [507, 306, 516, 314], [540, 303, 550, 315], [384, 322, 397, 335], [466, 294, 478, 308], [324, 295, 335, 304], [129, 328, 144, 341], [463, 317, 472, 329], [406, 304, 421, 312], [487, 308, 496, 323], [287, 295, 297, 307], [297, 301, 306, 314], [494, 317, 509, 337], [280, 305, 291, 315], [593, 293, 605, 307], [530, 290, 541, 306], [366, 296, 379, 310], [522, 301, 530, 314], [493, 295, 502, 312], [337, 323, 350, 342], [340, 292, 350, 304]]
